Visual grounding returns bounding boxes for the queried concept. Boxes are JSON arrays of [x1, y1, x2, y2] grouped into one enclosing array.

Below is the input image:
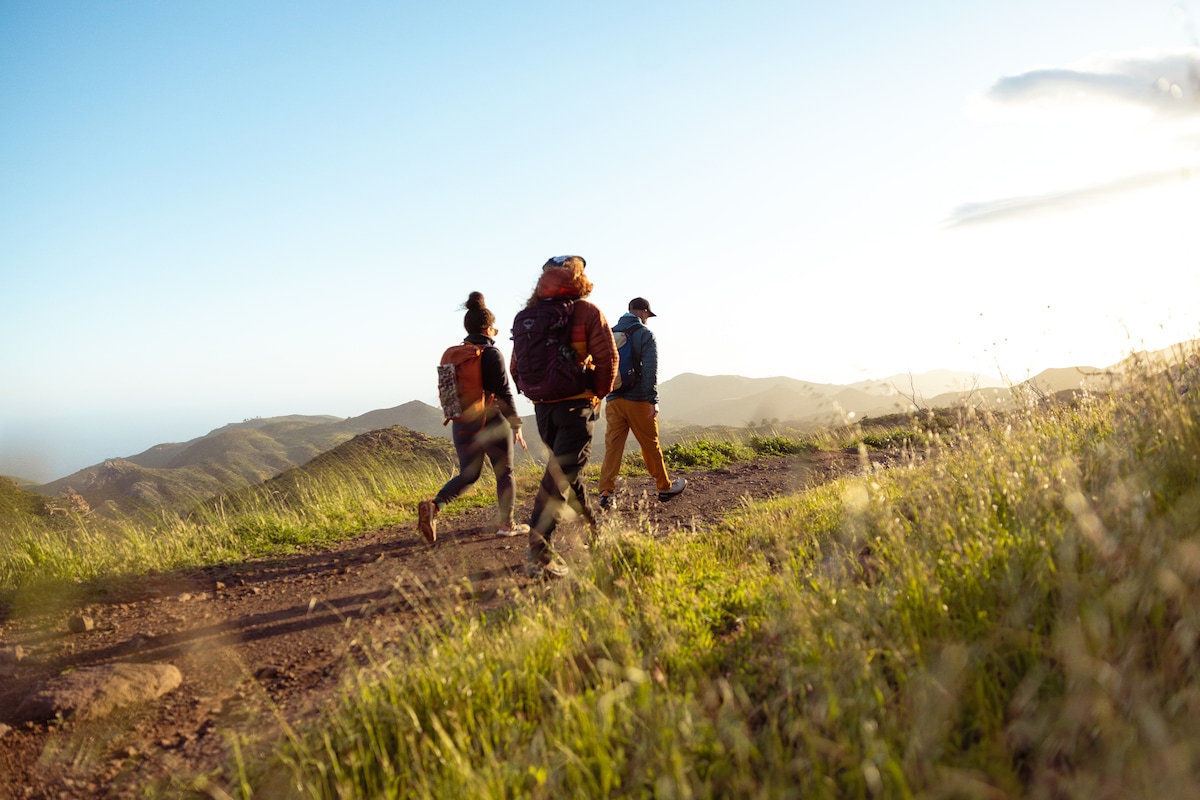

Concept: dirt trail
[[0, 449, 892, 799]]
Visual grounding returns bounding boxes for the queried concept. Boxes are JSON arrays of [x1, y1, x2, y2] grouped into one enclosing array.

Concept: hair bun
[[466, 291, 486, 310]]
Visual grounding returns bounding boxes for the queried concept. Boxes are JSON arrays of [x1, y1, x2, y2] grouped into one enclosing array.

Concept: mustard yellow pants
[[598, 396, 671, 494]]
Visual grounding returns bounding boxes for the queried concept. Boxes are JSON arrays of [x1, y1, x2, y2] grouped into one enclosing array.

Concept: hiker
[[418, 292, 528, 543], [510, 255, 617, 579], [596, 297, 686, 509]]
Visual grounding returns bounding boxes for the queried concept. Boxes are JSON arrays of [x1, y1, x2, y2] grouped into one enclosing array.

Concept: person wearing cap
[[596, 297, 686, 509], [511, 255, 618, 579]]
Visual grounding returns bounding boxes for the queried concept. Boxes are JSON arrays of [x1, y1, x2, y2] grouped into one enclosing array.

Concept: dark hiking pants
[[528, 398, 597, 557]]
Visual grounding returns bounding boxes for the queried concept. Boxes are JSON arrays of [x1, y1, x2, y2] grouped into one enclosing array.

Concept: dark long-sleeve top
[[464, 333, 522, 429]]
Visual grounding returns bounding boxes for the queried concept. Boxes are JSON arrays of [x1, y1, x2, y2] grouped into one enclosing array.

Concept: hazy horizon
[[4, 365, 1016, 484]]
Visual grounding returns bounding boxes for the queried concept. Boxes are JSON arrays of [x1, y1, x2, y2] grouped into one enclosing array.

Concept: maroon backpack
[[510, 299, 588, 402]]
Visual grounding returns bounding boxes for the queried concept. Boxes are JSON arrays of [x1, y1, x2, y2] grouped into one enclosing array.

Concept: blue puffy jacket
[[608, 312, 658, 404]]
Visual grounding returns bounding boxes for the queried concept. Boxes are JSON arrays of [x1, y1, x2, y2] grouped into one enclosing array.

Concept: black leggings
[[435, 415, 516, 523]]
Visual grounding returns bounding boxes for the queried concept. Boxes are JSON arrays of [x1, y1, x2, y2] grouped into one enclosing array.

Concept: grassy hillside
[[209, 426, 457, 522], [0, 478, 71, 527], [336, 400, 448, 438], [203, 346, 1200, 798], [123, 415, 343, 469], [0, 427, 457, 597], [33, 424, 310, 519], [34, 404, 451, 518]]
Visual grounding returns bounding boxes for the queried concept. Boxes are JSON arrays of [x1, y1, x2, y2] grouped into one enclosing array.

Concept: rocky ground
[[0, 448, 899, 799]]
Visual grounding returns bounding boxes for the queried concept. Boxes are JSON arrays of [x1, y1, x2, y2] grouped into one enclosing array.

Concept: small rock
[[67, 615, 94, 634], [177, 593, 193, 602], [214, 581, 226, 591], [0, 722, 12, 739], [14, 662, 183, 723], [0, 645, 25, 664]]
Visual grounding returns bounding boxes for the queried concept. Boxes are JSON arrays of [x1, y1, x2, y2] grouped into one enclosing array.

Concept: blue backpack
[[610, 324, 643, 394]]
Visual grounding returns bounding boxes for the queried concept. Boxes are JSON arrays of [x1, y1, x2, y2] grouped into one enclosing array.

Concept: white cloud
[[951, 49, 1200, 225], [947, 164, 1199, 226], [982, 49, 1200, 116]]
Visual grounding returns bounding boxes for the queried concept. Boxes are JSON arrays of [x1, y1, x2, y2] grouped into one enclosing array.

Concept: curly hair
[[524, 256, 593, 307]]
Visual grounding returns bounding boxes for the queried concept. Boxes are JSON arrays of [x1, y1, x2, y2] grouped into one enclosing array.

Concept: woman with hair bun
[[418, 291, 528, 543]]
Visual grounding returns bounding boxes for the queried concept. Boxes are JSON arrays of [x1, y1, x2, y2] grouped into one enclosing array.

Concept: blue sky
[[3, 1, 1199, 482]]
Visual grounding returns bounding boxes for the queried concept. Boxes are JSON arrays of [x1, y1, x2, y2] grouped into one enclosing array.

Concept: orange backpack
[[437, 343, 495, 426]]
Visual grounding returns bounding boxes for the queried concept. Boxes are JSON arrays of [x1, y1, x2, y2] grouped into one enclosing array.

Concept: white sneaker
[[659, 477, 687, 501], [497, 523, 531, 537], [525, 550, 569, 579]]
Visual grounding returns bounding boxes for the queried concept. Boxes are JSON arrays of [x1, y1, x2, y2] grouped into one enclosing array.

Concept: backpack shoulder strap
[[626, 323, 646, 357]]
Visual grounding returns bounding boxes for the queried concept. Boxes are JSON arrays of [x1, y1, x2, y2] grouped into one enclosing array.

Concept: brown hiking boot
[[417, 500, 439, 543]]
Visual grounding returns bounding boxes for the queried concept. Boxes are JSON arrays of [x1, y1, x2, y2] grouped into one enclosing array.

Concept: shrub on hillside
[[663, 439, 750, 470], [859, 429, 927, 449], [748, 434, 815, 456]]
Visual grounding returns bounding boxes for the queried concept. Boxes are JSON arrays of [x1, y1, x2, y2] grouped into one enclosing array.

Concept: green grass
[[196, 347, 1200, 798], [663, 438, 754, 470], [0, 428, 459, 602], [748, 433, 817, 457]]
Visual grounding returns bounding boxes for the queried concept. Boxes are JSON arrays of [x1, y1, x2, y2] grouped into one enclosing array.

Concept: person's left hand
[[514, 429, 528, 450], [650, 403, 660, 420]]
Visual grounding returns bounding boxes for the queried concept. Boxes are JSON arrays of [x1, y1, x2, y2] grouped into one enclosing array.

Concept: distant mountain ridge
[[657, 370, 1010, 428], [125, 415, 342, 469], [24, 342, 1197, 516], [37, 402, 448, 516]]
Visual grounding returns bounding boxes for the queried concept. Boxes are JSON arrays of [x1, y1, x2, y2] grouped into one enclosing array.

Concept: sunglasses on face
[[548, 255, 586, 267]]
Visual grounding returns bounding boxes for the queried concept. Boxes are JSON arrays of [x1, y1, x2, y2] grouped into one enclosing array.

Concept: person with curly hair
[[510, 256, 617, 578]]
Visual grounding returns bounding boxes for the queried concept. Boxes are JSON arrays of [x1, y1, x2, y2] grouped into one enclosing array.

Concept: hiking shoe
[[541, 555, 570, 579], [417, 500, 439, 543], [658, 477, 687, 502], [524, 549, 570, 579], [497, 522, 531, 537], [598, 492, 613, 511]]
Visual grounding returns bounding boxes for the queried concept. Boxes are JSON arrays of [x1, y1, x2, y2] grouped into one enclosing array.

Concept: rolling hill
[[35, 402, 449, 517], [655, 369, 1010, 428], [26, 346, 1194, 518]]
